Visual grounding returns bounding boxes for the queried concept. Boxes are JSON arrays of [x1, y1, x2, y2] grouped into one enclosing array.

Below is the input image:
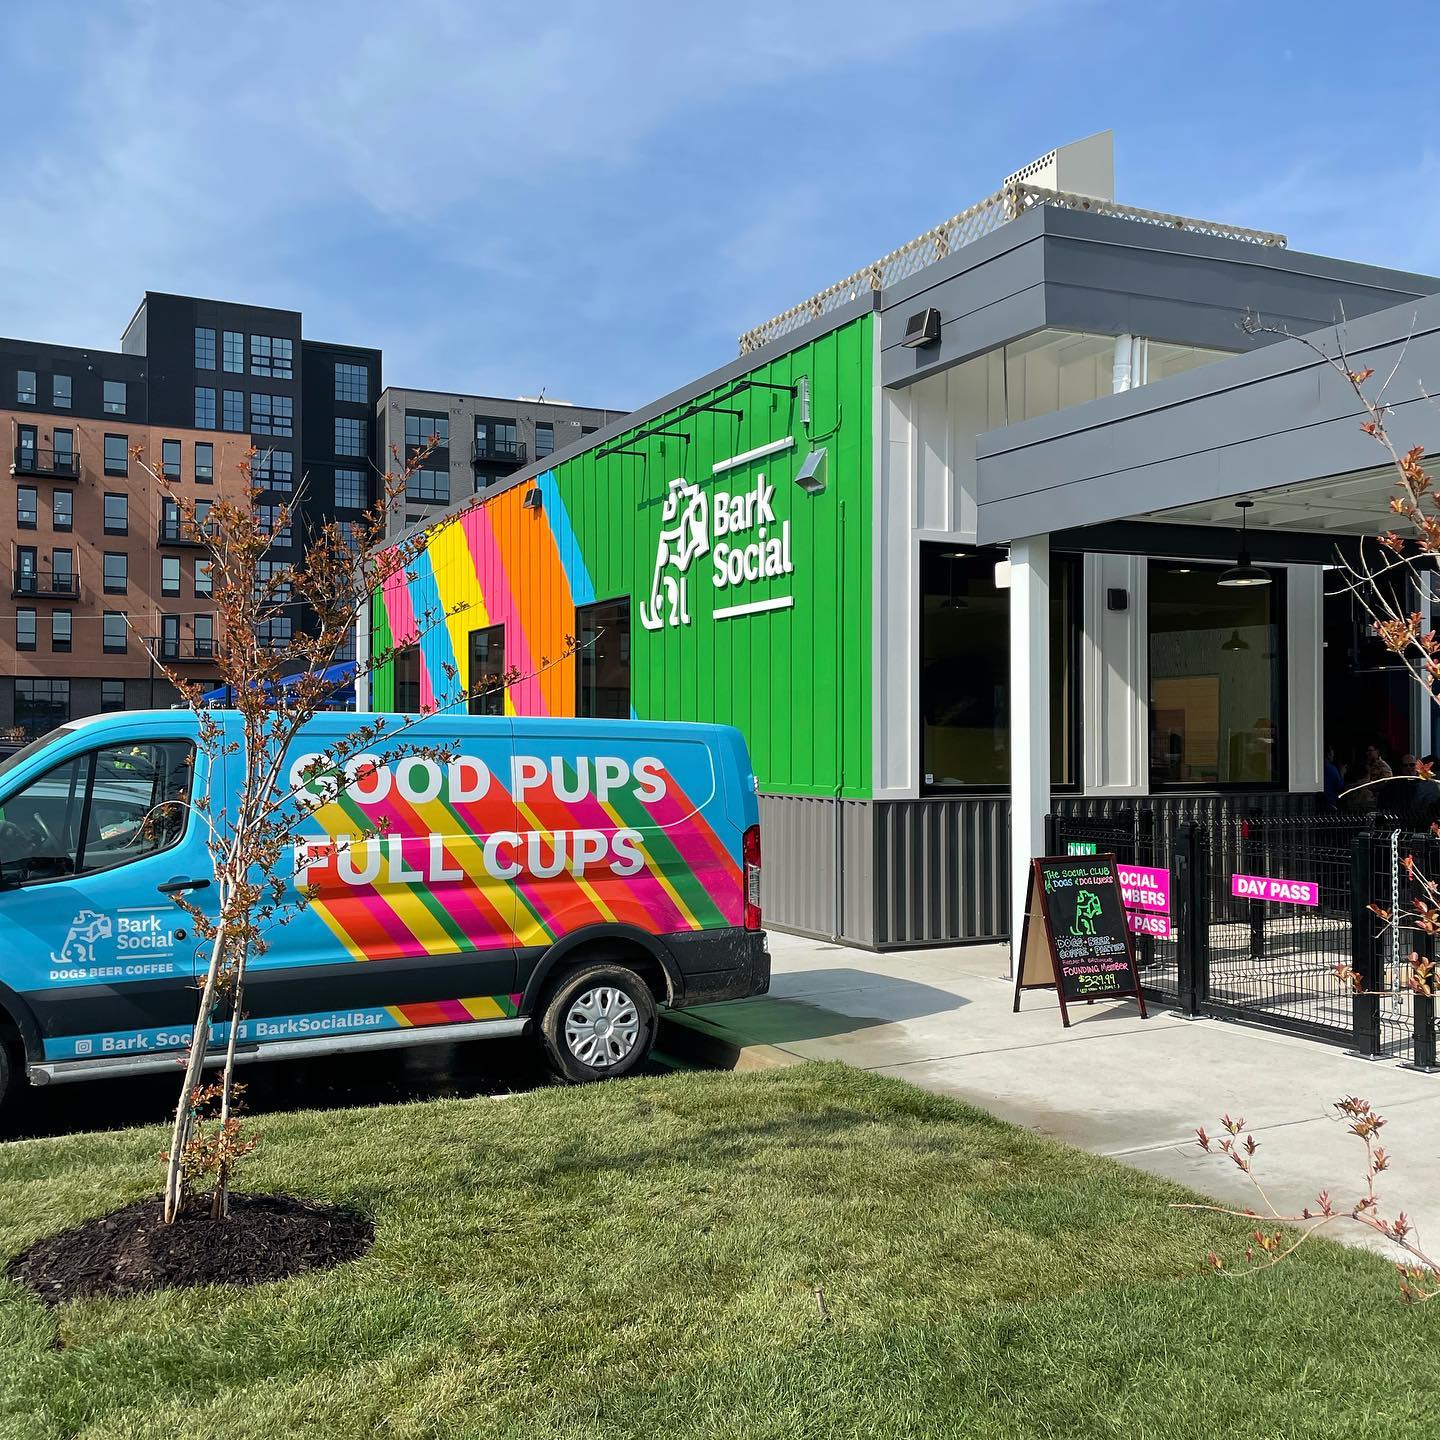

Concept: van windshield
[[0, 725, 78, 784]]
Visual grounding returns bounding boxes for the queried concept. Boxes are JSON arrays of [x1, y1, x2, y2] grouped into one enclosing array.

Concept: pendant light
[[1221, 629, 1250, 652], [1217, 499, 1270, 587]]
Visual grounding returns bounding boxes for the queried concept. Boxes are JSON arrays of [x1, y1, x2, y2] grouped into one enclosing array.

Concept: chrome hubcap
[[564, 985, 641, 1068]]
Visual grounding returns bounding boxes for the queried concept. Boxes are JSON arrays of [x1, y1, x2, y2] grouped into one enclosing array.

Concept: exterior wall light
[[523, 487, 543, 511], [1217, 499, 1270, 587], [795, 448, 827, 495], [902, 307, 941, 348]]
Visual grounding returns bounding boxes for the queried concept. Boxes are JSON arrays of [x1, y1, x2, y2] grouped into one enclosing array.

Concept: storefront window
[[920, 547, 1078, 788], [1148, 561, 1284, 789], [393, 645, 421, 714], [576, 598, 631, 718]]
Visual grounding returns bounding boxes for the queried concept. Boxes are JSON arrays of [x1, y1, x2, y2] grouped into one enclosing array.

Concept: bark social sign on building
[[639, 466, 795, 631], [1117, 864, 1173, 939]]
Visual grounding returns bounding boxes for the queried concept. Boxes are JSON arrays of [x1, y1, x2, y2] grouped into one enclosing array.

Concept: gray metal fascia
[[973, 291, 1440, 543]]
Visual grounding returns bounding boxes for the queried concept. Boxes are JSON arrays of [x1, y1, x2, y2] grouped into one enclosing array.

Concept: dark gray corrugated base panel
[[871, 798, 1009, 948]]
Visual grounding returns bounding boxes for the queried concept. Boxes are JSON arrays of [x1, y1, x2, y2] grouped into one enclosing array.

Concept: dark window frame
[[15, 607, 37, 652], [102, 611, 128, 654], [575, 596, 632, 719], [103, 492, 128, 536], [467, 625, 506, 716], [16, 486, 37, 531], [103, 380, 126, 416], [102, 551, 129, 595]]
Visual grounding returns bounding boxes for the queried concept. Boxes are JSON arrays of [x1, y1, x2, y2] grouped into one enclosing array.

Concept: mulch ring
[[6, 1192, 374, 1306]]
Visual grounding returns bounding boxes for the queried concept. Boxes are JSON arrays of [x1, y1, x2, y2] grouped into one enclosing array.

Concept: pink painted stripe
[[465, 505, 545, 715], [346, 887, 435, 960], [358, 794, 505, 944], [382, 566, 419, 646], [641, 784, 744, 925], [546, 786, 689, 933]]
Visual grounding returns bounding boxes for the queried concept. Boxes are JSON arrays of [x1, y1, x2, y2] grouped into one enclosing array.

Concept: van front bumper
[[665, 928, 771, 1008]]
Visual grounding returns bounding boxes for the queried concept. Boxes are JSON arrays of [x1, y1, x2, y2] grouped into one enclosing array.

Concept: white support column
[[1009, 534, 1051, 974], [355, 596, 372, 712]]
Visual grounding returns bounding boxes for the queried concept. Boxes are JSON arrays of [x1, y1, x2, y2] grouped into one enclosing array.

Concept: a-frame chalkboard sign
[[1012, 854, 1148, 1027]]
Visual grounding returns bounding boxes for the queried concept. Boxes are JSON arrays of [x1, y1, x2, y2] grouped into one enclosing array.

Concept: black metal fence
[[1048, 808, 1437, 1068]]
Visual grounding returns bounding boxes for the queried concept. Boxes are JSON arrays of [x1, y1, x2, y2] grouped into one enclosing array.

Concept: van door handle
[[157, 876, 211, 895]]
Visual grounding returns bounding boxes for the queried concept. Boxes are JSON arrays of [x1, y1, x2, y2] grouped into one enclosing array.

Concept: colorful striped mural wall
[[374, 312, 873, 799]]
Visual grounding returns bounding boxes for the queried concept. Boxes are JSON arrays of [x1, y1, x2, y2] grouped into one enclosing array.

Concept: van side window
[[0, 741, 195, 885], [0, 755, 88, 881], [81, 742, 194, 875]]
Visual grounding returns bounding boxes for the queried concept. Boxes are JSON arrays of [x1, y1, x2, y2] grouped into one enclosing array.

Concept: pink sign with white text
[[1230, 873, 1319, 907], [1117, 864, 1174, 939]]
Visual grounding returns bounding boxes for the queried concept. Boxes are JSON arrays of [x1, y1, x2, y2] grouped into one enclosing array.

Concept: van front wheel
[[538, 962, 658, 1083]]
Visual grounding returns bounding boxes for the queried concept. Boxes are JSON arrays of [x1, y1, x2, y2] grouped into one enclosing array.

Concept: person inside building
[[1323, 742, 1345, 810]]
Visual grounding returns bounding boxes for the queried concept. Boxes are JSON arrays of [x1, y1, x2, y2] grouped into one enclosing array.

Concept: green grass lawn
[[2, 1062, 1437, 1440]]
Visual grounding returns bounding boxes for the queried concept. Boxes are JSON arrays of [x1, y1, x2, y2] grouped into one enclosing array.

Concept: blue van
[[0, 711, 769, 1106]]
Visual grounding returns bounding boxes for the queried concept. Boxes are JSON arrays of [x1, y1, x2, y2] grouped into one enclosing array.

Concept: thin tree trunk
[[211, 940, 249, 1220], [163, 916, 230, 1223]]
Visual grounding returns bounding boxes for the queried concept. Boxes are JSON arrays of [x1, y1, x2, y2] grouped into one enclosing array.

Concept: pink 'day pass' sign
[[1231, 873, 1319, 907]]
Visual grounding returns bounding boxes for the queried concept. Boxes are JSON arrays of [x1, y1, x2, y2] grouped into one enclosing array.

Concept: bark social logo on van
[[51, 909, 112, 968], [638, 471, 794, 630]]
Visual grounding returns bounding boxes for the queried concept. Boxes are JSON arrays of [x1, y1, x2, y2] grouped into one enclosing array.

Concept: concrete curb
[[657, 1011, 804, 1073]]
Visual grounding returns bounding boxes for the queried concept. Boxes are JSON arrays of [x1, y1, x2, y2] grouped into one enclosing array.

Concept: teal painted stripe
[[410, 543, 460, 708], [538, 469, 596, 607]]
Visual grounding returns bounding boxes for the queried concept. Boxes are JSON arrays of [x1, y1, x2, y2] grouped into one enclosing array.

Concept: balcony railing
[[158, 519, 216, 547], [472, 438, 527, 467], [158, 637, 220, 664], [11, 446, 78, 479], [11, 568, 78, 599]]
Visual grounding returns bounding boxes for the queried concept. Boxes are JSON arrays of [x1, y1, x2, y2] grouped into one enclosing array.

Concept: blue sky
[[2, 0, 1436, 410]]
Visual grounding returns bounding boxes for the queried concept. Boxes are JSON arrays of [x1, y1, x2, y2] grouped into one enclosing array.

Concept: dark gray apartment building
[[377, 387, 626, 536]]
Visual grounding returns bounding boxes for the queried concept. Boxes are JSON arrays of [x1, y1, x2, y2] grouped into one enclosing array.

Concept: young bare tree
[[129, 440, 567, 1223]]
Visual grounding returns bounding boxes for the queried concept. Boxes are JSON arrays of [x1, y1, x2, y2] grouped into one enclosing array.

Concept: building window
[[103, 380, 126, 415], [394, 644, 421, 713], [576, 598, 631, 718], [15, 546, 36, 594], [581, 425, 598, 436], [919, 546, 1080, 789], [101, 679, 125, 712], [406, 468, 449, 504], [535, 422, 554, 459], [251, 392, 293, 437], [405, 411, 449, 450], [17, 487, 37, 530], [195, 441, 213, 483], [195, 385, 216, 429], [16, 609, 36, 652], [15, 677, 68, 734], [250, 334, 293, 379], [222, 389, 245, 432], [255, 559, 291, 600], [51, 611, 71, 653], [53, 490, 73, 531], [103, 612, 128, 653], [468, 625, 506, 715], [222, 330, 244, 373], [51, 548, 73, 592], [52, 374, 71, 409], [258, 615, 292, 649], [162, 438, 182, 480], [475, 417, 519, 461], [53, 429, 74, 469], [194, 614, 216, 658], [16, 370, 36, 405], [253, 448, 293, 491], [256, 504, 292, 547], [335, 362, 368, 403], [335, 417, 365, 456], [103, 552, 129, 594], [334, 468, 364, 508], [334, 624, 356, 662], [161, 555, 181, 596], [104, 493, 128, 535], [195, 560, 212, 597], [1148, 560, 1285, 789], [104, 434, 129, 476], [195, 326, 216, 369]]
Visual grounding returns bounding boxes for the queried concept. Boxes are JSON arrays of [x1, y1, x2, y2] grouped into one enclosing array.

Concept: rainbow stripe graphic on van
[[294, 761, 742, 963]]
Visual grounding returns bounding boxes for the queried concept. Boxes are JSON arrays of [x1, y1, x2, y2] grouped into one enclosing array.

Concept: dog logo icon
[[52, 910, 113, 969], [638, 477, 710, 631]]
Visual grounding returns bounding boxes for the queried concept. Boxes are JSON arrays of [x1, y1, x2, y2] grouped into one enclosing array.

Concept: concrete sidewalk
[[669, 931, 1440, 1257]]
